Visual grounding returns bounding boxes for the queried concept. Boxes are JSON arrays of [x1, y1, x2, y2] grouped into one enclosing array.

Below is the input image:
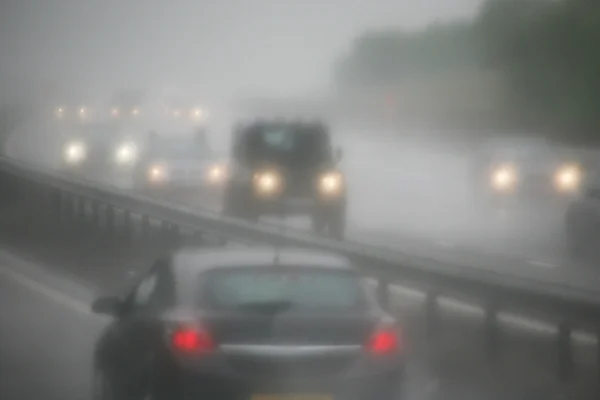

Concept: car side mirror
[[334, 147, 343, 162], [91, 295, 125, 317]]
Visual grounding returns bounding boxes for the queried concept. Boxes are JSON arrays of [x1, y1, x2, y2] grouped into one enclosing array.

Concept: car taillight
[[172, 327, 215, 353], [367, 327, 401, 355]]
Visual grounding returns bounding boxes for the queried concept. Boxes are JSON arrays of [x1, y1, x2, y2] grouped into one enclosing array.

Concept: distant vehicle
[[53, 105, 95, 123], [564, 171, 600, 261], [471, 136, 584, 208], [107, 88, 145, 120], [91, 247, 406, 400], [59, 121, 144, 178], [223, 120, 346, 239], [134, 128, 226, 193]]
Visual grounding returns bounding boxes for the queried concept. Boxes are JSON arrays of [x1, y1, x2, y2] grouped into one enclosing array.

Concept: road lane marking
[[528, 260, 557, 268], [0, 264, 94, 316]]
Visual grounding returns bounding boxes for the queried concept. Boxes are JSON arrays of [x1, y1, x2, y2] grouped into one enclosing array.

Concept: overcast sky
[[0, 0, 482, 101]]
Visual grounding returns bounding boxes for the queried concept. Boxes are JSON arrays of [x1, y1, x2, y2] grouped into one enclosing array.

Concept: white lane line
[[0, 264, 94, 317], [528, 260, 557, 268]]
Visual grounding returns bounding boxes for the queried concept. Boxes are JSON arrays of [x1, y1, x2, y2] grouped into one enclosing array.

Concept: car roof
[[172, 246, 352, 275]]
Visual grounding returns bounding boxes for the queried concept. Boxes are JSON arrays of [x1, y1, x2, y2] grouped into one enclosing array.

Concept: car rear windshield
[[201, 269, 366, 311]]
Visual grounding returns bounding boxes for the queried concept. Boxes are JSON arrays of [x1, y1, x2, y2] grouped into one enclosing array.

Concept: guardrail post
[[92, 202, 100, 229], [53, 191, 63, 225], [484, 301, 500, 361], [170, 224, 180, 246], [557, 322, 573, 380], [105, 206, 115, 237], [77, 197, 86, 221], [63, 195, 74, 227], [160, 221, 169, 240], [376, 278, 390, 311], [42, 187, 53, 224], [122, 211, 132, 239], [425, 291, 439, 339], [141, 215, 150, 238], [597, 331, 600, 382]]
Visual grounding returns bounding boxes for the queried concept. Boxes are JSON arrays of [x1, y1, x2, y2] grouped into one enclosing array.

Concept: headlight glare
[[115, 142, 139, 165], [63, 141, 87, 164], [148, 164, 168, 182], [253, 170, 283, 197], [319, 171, 344, 195], [206, 163, 227, 183], [190, 108, 206, 121], [490, 164, 518, 191], [554, 164, 581, 192]]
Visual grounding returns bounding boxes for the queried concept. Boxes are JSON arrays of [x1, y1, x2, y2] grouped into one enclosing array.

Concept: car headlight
[[147, 164, 168, 182], [78, 107, 88, 119], [131, 108, 140, 116], [63, 141, 87, 164], [318, 171, 344, 195], [206, 163, 227, 184], [554, 164, 581, 192], [190, 108, 206, 121], [55, 107, 65, 119], [490, 164, 518, 191], [111, 108, 120, 117], [115, 142, 139, 165], [253, 169, 283, 197]]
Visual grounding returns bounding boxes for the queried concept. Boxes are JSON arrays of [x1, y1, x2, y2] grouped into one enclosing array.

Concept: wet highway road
[[0, 265, 100, 400]]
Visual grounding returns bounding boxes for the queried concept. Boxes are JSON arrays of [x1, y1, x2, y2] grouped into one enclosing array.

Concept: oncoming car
[[59, 122, 146, 180], [472, 136, 584, 208], [91, 247, 406, 400], [223, 120, 346, 238], [134, 129, 226, 194]]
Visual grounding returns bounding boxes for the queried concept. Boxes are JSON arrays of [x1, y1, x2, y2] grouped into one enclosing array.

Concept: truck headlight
[[554, 164, 581, 192], [253, 169, 283, 197], [148, 164, 168, 182], [115, 142, 139, 165], [318, 171, 344, 195], [490, 164, 518, 191], [63, 141, 87, 164], [206, 163, 227, 184]]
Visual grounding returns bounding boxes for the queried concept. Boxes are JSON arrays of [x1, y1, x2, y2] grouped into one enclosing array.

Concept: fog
[[0, 0, 481, 100], [0, 0, 581, 274]]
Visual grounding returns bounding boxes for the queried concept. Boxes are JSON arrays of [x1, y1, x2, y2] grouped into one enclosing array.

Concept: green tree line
[[335, 0, 600, 141]]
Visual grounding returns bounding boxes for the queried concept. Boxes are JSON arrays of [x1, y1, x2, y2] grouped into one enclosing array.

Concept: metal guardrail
[[0, 155, 599, 381]]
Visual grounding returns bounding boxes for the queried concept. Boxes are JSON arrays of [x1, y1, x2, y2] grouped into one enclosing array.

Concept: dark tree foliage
[[336, 0, 600, 141]]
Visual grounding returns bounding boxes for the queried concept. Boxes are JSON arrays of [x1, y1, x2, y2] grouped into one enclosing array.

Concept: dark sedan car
[[91, 247, 406, 400]]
